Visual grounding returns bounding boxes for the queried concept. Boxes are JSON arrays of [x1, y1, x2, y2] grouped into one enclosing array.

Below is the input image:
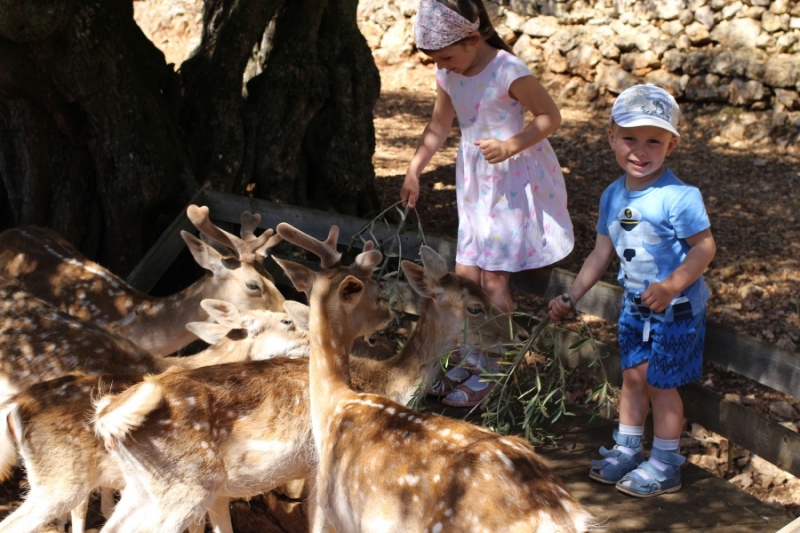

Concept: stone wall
[[358, 0, 800, 151]]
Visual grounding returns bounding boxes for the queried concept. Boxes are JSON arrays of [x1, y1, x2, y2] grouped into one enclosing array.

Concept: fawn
[[0, 204, 285, 356], [0, 300, 313, 533], [93, 235, 526, 533], [274, 222, 597, 533]]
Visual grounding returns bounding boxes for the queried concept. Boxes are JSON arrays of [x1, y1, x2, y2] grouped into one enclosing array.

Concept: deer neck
[[307, 300, 357, 445], [350, 302, 452, 405], [116, 279, 209, 356]]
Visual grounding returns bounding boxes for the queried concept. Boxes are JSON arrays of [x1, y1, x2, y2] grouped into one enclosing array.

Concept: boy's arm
[[400, 85, 455, 208], [641, 228, 716, 313], [548, 234, 616, 321]]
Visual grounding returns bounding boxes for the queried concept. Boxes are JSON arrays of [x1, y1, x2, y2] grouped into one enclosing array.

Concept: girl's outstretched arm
[[475, 75, 562, 164], [401, 85, 455, 208]]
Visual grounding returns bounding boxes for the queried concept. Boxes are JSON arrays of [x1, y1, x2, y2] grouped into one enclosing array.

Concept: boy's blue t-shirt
[[597, 168, 711, 321]]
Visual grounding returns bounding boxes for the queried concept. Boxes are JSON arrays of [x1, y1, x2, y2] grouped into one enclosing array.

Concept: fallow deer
[[0, 204, 285, 356], [0, 300, 313, 533], [93, 237, 527, 533], [0, 276, 301, 406], [274, 222, 596, 533]]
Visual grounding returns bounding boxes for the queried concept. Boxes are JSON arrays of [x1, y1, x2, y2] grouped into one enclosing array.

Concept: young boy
[[548, 84, 716, 498]]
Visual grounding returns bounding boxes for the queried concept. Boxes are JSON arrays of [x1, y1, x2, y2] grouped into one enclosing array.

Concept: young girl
[[401, 0, 574, 407]]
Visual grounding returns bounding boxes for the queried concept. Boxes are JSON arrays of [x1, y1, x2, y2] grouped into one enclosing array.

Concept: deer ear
[[283, 300, 310, 331], [272, 257, 314, 295], [338, 276, 365, 307], [401, 260, 442, 301], [419, 246, 447, 280], [182, 231, 225, 273], [200, 299, 245, 329], [186, 321, 232, 345]]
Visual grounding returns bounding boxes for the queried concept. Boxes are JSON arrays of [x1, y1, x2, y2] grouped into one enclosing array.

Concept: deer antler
[[276, 223, 342, 268], [350, 241, 382, 280], [186, 205, 281, 262]]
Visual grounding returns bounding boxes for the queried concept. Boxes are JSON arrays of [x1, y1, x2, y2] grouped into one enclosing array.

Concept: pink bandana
[[414, 0, 480, 51]]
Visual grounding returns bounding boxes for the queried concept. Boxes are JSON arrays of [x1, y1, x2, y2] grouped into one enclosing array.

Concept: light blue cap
[[610, 84, 681, 137]]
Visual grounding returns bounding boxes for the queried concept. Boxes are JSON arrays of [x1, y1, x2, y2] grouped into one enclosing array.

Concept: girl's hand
[[547, 294, 573, 322], [475, 138, 513, 165], [400, 172, 420, 208]]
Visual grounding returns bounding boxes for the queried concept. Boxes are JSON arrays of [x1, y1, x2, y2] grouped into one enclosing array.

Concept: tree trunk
[[0, 0, 380, 275]]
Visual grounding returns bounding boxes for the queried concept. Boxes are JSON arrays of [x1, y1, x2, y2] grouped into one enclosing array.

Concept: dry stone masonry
[[358, 0, 800, 152]]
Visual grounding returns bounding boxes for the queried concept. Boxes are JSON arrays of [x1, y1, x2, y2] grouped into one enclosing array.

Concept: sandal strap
[[649, 447, 686, 467], [612, 429, 643, 449]]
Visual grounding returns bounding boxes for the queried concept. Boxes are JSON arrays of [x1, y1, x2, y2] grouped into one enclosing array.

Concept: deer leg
[[307, 481, 334, 533], [70, 495, 89, 533], [206, 497, 233, 533], [0, 486, 91, 533], [100, 486, 116, 519], [99, 485, 145, 533], [185, 513, 207, 533]]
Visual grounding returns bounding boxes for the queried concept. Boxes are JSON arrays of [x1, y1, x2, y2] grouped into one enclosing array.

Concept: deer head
[[0, 205, 286, 356]]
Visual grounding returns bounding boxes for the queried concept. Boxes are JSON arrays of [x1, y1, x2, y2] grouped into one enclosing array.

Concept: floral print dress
[[436, 50, 574, 272]]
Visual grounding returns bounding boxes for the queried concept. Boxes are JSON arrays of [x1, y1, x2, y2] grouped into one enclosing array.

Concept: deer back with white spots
[[0, 300, 312, 533], [275, 222, 597, 533], [0, 204, 286, 356]]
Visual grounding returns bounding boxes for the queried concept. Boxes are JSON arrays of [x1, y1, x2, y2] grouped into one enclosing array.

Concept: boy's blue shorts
[[617, 309, 706, 389]]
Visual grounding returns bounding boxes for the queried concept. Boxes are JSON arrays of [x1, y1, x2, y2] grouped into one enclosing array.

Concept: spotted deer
[[0, 204, 285, 356], [0, 274, 299, 406], [0, 300, 313, 533], [273, 222, 596, 533], [93, 235, 527, 533]]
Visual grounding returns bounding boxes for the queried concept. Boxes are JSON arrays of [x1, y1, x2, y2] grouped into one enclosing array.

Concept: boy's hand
[[641, 281, 675, 313], [400, 172, 420, 208], [548, 293, 574, 321], [475, 138, 513, 165]]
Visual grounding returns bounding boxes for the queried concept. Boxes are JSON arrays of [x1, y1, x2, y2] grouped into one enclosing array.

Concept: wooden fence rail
[[127, 190, 800, 478]]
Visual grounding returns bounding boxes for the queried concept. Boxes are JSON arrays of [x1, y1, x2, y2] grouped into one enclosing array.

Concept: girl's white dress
[[436, 50, 574, 272]]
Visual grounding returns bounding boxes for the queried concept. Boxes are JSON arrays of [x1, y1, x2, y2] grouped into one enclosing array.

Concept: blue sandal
[[616, 447, 686, 498], [589, 430, 644, 484]]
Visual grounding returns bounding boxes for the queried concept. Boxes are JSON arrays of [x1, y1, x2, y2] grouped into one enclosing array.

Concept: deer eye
[[281, 317, 293, 326], [467, 305, 483, 316], [246, 280, 261, 292]]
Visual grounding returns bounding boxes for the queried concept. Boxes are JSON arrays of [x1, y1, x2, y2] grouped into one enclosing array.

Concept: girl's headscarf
[[414, 0, 480, 51]]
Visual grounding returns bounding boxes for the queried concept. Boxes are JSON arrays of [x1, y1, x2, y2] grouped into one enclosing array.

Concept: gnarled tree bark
[[0, 0, 380, 274]]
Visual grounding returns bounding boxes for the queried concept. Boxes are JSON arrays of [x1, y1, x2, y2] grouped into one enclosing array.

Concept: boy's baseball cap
[[610, 84, 681, 137]]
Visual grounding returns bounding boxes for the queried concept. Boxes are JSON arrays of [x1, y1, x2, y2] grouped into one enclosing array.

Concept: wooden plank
[[776, 516, 800, 533], [538, 267, 800, 398], [679, 384, 800, 477]]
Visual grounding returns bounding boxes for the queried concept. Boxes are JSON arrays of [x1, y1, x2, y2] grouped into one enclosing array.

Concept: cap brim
[[614, 117, 680, 138]]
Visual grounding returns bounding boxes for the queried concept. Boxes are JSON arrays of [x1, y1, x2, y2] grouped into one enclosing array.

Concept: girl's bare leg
[[481, 269, 513, 314]]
